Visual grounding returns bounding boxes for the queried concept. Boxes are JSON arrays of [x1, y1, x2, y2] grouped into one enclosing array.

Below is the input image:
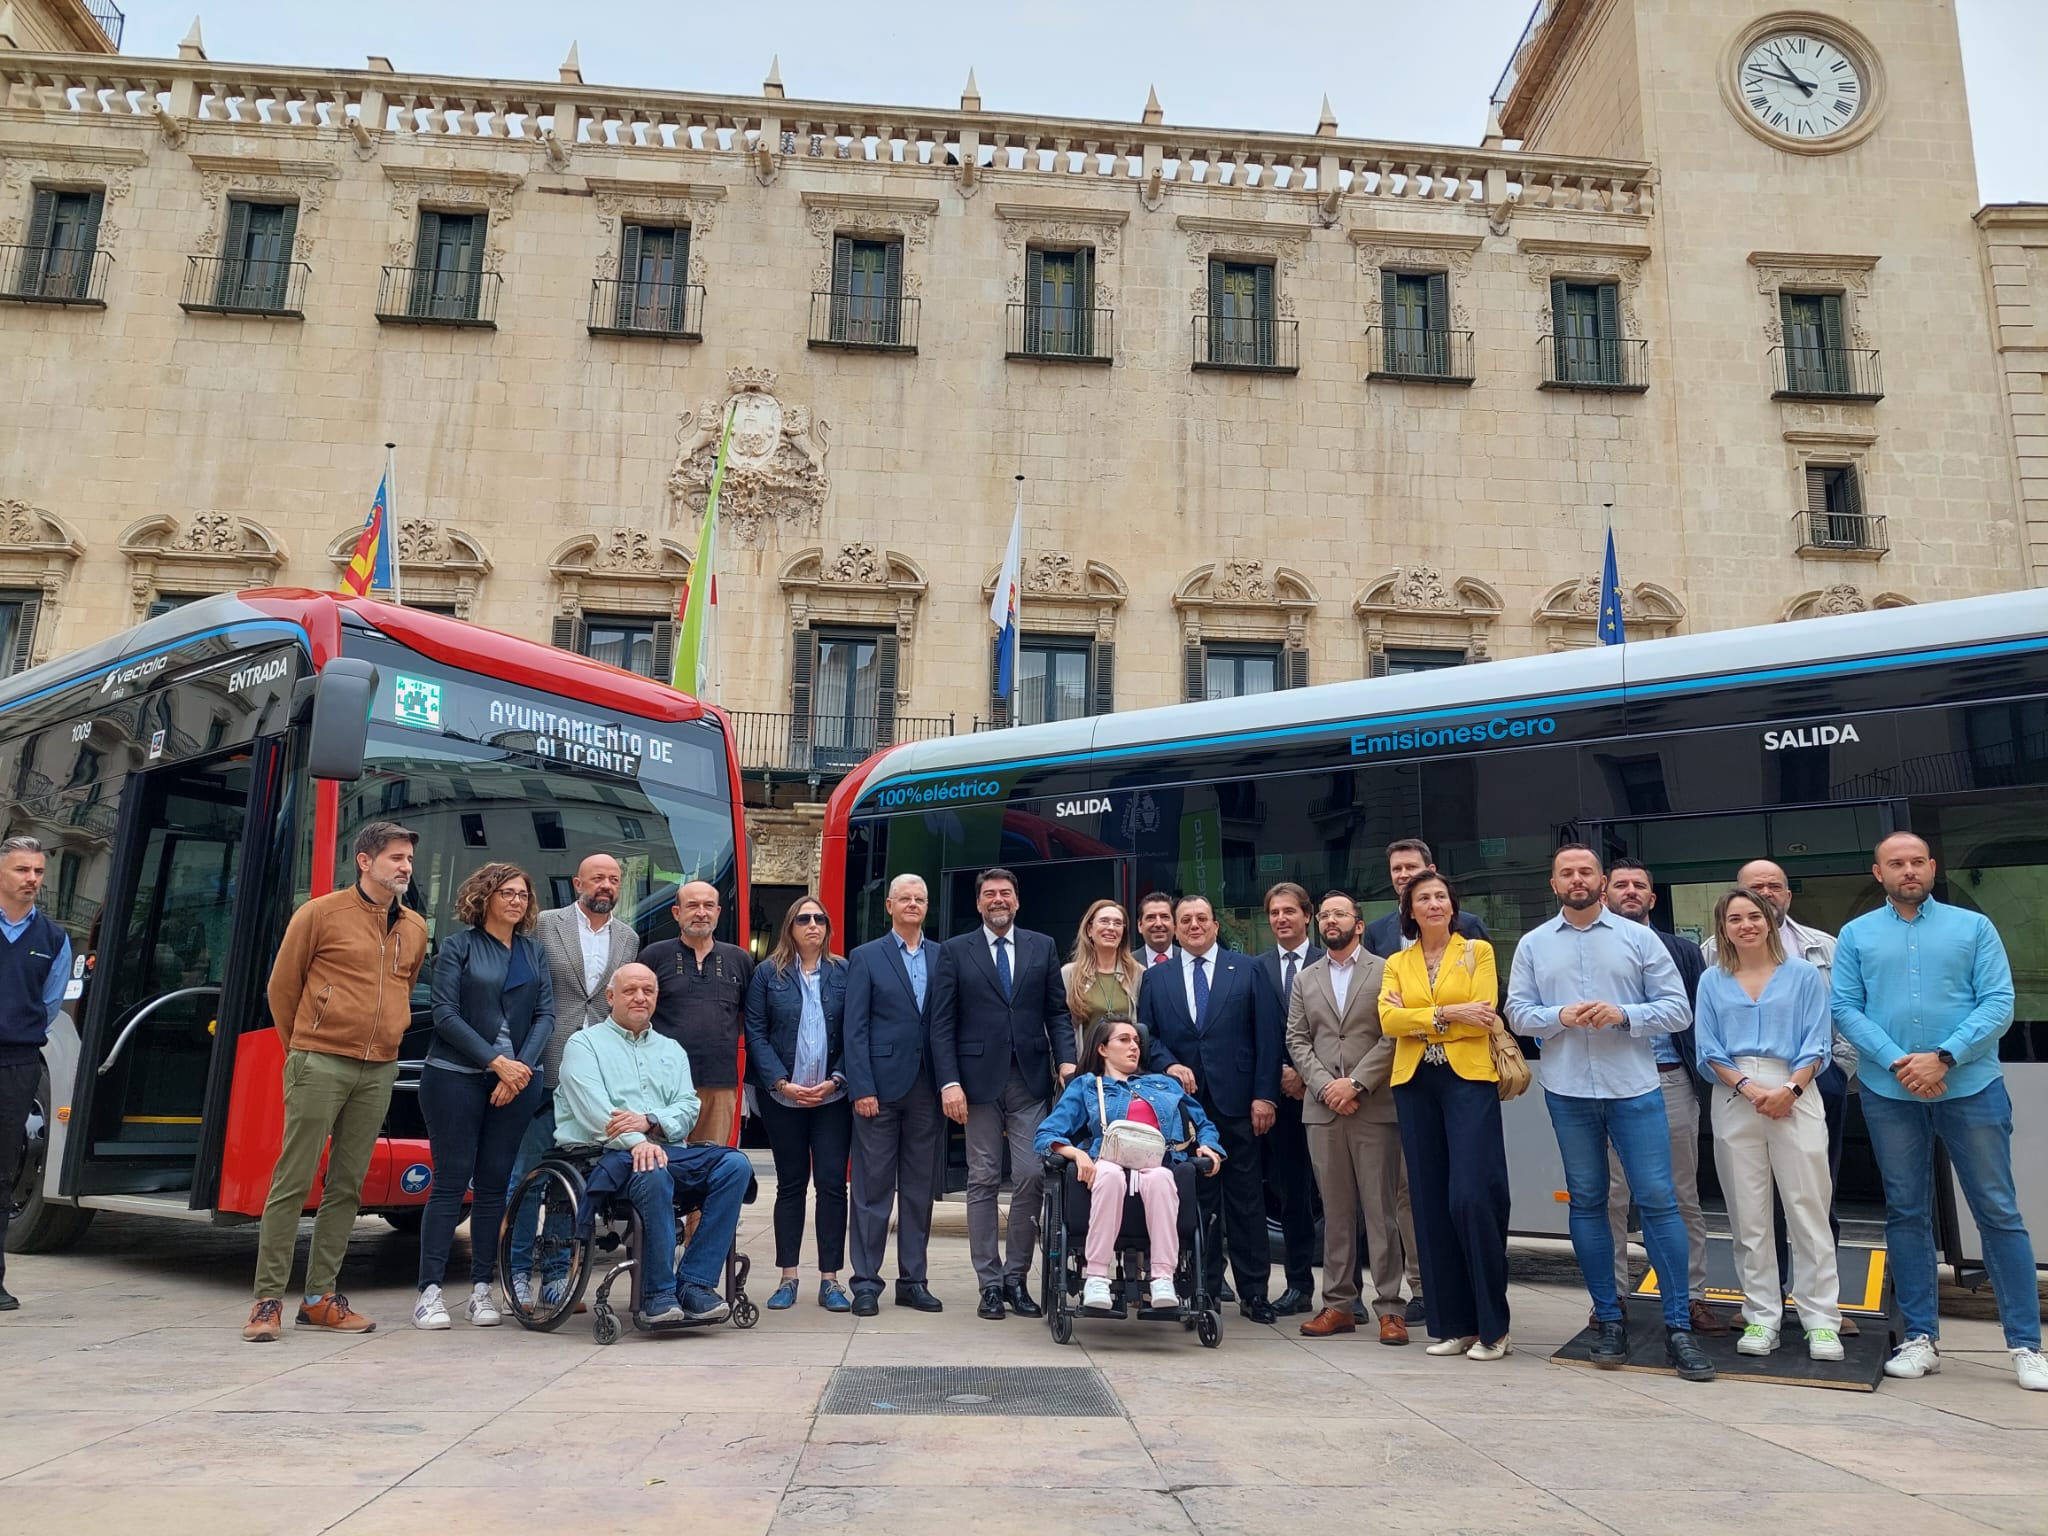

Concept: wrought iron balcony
[[808, 290, 919, 352], [85, 0, 124, 48], [180, 254, 309, 317], [588, 277, 705, 339], [1770, 345, 1883, 403], [1192, 314, 1300, 373], [0, 243, 110, 306], [1005, 302, 1114, 363], [1366, 326, 1477, 383], [725, 710, 958, 777], [1539, 334, 1648, 391], [374, 265, 501, 327], [1794, 509, 1889, 559]]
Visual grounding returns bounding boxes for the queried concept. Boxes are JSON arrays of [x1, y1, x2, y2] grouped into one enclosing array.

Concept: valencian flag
[[672, 404, 735, 699], [1598, 527, 1626, 645], [339, 469, 394, 598], [989, 481, 1023, 703]]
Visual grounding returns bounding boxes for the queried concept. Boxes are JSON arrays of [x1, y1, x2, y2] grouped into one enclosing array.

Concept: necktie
[[1152, 950, 1170, 966], [1283, 952, 1299, 1005], [994, 936, 1012, 1001], [1192, 954, 1209, 1030]]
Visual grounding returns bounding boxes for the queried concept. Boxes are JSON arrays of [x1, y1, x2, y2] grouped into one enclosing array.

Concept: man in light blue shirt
[[0, 835, 72, 1312], [1830, 832, 2044, 1392], [1507, 844, 1711, 1381]]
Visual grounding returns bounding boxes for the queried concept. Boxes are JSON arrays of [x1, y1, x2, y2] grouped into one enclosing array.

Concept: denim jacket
[[1034, 1071, 1223, 1164]]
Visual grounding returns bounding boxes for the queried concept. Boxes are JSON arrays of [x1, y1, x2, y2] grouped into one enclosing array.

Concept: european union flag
[[1598, 528, 1626, 646]]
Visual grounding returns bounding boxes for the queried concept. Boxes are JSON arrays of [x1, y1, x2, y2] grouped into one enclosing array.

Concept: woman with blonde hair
[[417, 861, 554, 1330], [1062, 899, 1147, 1058]]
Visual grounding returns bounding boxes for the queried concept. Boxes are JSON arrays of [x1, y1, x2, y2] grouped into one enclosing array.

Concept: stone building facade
[[0, 0, 2041, 891]]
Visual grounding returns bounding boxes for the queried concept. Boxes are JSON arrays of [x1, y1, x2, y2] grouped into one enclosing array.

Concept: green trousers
[[252, 1049, 398, 1301]]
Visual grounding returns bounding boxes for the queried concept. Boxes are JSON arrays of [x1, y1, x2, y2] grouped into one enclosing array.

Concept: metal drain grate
[[819, 1365, 1122, 1417]]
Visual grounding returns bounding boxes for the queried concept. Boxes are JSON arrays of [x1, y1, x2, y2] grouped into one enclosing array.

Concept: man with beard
[[1258, 881, 1322, 1317], [1600, 859, 1723, 1333], [1506, 845, 1711, 1381], [243, 822, 430, 1341], [642, 880, 753, 1147], [1832, 832, 2045, 1391]]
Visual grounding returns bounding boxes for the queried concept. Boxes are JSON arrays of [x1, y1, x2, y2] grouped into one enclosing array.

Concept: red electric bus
[[3, 590, 747, 1252]]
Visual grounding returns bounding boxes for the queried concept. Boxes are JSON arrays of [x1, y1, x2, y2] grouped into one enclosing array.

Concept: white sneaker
[[412, 1285, 450, 1330], [511, 1274, 534, 1311], [1807, 1328, 1844, 1363], [466, 1282, 502, 1327], [1737, 1323, 1780, 1356], [2014, 1348, 2048, 1392], [1148, 1277, 1179, 1309], [1081, 1276, 1114, 1312], [1884, 1335, 1941, 1379]]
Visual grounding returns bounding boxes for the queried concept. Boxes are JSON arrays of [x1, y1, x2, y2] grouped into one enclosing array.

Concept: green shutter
[[1425, 271, 1449, 375], [411, 210, 440, 316], [670, 226, 692, 333], [1076, 245, 1095, 356], [1254, 263, 1276, 366], [1550, 277, 1569, 379], [18, 188, 53, 294], [9, 596, 41, 674], [1284, 648, 1309, 690], [1183, 643, 1207, 703], [77, 189, 103, 266], [1088, 639, 1114, 716], [875, 633, 900, 744], [217, 199, 252, 306], [1820, 292, 1848, 392], [269, 202, 298, 309], [882, 240, 904, 344], [1381, 268, 1400, 373], [789, 626, 818, 747], [830, 234, 852, 339], [617, 223, 643, 329], [462, 213, 487, 320], [1024, 247, 1045, 355], [1595, 282, 1621, 382]]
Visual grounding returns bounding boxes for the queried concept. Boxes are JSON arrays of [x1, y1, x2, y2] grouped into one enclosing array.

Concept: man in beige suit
[[1286, 888, 1420, 1343]]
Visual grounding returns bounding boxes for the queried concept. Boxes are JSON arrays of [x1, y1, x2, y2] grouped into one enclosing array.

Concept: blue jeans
[[626, 1144, 754, 1310], [1859, 1077, 2041, 1350], [505, 1097, 571, 1286], [1546, 1088, 1692, 1331]]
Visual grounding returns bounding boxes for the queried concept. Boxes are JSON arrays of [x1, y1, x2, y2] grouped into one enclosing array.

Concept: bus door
[[939, 856, 1130, 946], [61, 749, 260, 1197]]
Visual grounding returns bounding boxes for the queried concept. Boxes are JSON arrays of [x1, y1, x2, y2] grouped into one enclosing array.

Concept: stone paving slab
[[1, 1188, 2041, 1533]]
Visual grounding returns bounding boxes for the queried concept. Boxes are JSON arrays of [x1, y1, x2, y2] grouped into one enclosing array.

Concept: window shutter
[[830, 234, 852, 339], [1253, 263, 1276, 366], [549, 611, 586, 653], [1595, 282, 1621, 380], [77, 189, 103, 262], [9, 596, 41, 674], [1425, 271, 1448, 331], [1369, 650, 1390, 679], [269, 202, 298, 309], [1207, 256, 1225, 316], [874, 632, 901, 745], [789, 625, 818, 747], [1380, 268, 1400, 372], [1837, 466, 1863, 518], [649, 620, 678, 684], [617, 223, 643, 329], [988, 638, 1010, 729], [1549, 276, 1569, 378], [1023, 247, 1045, 355], [18, 188, 54, 295], [24, 187, 55, 252], [217, 198, 252, 305], [411, 210, 440, 315], [882, 240, 905, 344], [1284, 648, 1309, 690], [670, 226, 692, 333], [1088, 639, 1115, 716], [1076, 245, 1095, 355], [1425, 271, 1449, 376], [1183, 642, 1207, 703], [462, 214, 487, 319], [1805, 464, 1830, 515], [1820, 292, 1849, 391]]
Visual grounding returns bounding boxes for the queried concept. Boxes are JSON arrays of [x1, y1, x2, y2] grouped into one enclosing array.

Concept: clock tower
[[1495, 0, 2025, 620]]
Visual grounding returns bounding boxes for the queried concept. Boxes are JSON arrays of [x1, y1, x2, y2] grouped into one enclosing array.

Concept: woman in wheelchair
[[1036, 1014, 1222, 1312]]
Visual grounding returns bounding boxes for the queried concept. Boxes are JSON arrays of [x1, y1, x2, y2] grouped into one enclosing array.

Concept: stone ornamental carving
[[1783, 585, 1914, 622], [996, 203, 1126, 309], [802, 193, 935, 297], [191, 153, 339, 261], [980, 552, 1127, 642], [779, 546, 927, 639], [668, 367, 831, 550], [0, 500, 85, 658], [395, 517, 446, 563], [327, 518, 491, 618], [1389, 565, 1460, 611], [1522, 241, 1649, 337], [1180, 217, 1307, 317], [1535, 574, 1684, 650], [1355, 568, 1504, 664], [171, 510, 242, 553], [593, 528, 663, 574], [1026, 552, 1085, 595], [119, 512, 285, 619], [826, 543, 886, 586], [1174, 561, 1319, 649], [1351, 236, 1481, 331], [0, 143, 142, 249], [589, 178, 723, 284], [1212, 558, 1276, 602], [383, 166, 522, 272], [1751, 253, 1879, 349]]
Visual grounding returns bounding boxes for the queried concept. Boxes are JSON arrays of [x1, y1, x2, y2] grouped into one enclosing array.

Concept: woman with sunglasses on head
[[416, 862, 555, 1330], [745, 895, 853, 1311], [1061, 899, 1150, 1062]]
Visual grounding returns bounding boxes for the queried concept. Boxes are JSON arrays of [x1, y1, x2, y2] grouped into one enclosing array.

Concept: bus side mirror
[[307, 658, 379, 781]]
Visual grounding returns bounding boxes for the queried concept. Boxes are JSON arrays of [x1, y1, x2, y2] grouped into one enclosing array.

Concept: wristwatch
[[1788, 1083, 1805, 1099], [1936, 1049, 1957, 1067], [1349, 1076, 1368, 1096]]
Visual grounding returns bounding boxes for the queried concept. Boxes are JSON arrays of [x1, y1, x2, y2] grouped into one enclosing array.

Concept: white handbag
[[1095, 1075, 1167, 1170]]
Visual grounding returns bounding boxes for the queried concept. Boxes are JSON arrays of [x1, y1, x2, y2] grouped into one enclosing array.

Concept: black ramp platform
[[1550, 1297, 1890, 1391]]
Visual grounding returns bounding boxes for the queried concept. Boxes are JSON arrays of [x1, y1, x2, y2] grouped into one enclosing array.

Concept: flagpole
[[385, 442, 404, 607], [1011, 474, 1024, 726]]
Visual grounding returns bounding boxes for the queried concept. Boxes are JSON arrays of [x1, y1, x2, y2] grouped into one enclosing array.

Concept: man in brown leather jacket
[[243, 821, 429, 1342]]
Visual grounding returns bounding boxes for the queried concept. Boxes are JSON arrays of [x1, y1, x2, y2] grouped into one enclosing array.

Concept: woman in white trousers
[[1693, 887, 1845, 1362]]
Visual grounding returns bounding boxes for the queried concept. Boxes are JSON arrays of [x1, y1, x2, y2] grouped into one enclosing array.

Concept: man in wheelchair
[[553, 963, 753, 1328]]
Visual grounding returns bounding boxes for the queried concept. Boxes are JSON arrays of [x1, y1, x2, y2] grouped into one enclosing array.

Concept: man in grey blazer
[[1286, 889, 1419, 1343], [506, 853, 639, 1304]]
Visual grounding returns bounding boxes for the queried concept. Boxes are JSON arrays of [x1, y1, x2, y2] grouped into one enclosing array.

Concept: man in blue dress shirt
[[0, 835, 72, 1312], [1831, 831, 2045, 1392], [1506, 844, 1713, 1382]]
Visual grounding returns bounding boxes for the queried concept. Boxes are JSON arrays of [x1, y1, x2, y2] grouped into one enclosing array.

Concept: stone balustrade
[[0, 50, 1654, 219]]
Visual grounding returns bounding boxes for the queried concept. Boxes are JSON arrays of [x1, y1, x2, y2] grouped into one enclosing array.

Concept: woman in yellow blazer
[[1378, 871, 1512, 1361]]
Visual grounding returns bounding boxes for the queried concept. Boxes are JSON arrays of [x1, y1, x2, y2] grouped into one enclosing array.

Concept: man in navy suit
[[843, 874, 945, 1317], [1258, 881, 1323, 1316], [1139, 894, 1284, 1323], [1362, 839, 1490, 960], [931, 868, 1075, 1321]]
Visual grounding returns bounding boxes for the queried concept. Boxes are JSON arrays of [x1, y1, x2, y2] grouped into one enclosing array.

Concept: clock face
[[1738, 32, 1864, 140]]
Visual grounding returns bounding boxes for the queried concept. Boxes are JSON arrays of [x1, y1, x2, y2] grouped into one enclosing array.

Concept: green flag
[[673, 405, 734, 697]]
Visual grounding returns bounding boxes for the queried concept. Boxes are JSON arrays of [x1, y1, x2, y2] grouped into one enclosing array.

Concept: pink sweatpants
[[1085, 1161, 1179, 1279]]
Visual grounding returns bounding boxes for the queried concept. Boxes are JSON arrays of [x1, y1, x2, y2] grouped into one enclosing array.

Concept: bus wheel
[[7, 1065, 94, 1255], [382, 1210, 424, 1236]]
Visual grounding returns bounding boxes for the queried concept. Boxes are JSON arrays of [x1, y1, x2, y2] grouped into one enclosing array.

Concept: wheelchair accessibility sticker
[[400, 1163, 432, 1194]]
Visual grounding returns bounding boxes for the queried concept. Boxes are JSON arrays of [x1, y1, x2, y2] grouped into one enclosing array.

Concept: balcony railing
[[179, 254, 309, 317], [808, 290, 919, 352], [1005, 302, 1114, 363], [588, 277, 705, 339], [1794, 509, 1889, 558], [1539, 334, 1649, 391], [1366, 326, 1477, 383], [1192, 314, 1300, 373], [85, 0, 124, 48], [726, 711, 958, 776], [374, 265, 501, 327], [1770, 345, 1884, 403], [0, 243, 110, 306]]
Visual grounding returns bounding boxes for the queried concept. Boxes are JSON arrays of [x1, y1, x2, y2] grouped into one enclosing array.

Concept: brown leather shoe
[[1379, 1313, 1411, 1346], [1299, 1306, 1357, 1337], [296, 1293, 376, 1333], [1839, 1314, 1859, 1336], [1688, 1298, 1730, 1335], [242, 1298, 283, 1342]]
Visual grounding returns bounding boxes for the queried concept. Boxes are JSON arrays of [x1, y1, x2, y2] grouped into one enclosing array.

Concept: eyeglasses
[[496, 889, 532, 904], [792, 912, 829, 927]]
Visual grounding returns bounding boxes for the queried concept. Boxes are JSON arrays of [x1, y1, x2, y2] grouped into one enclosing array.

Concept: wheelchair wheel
[[592, 1303, 621, 1346], [1196, 1309, 1221, 1349], [733, 1297, 760, 1329], [1049, 1308, 1074, 1346], [499, 1160, 595, 1332]]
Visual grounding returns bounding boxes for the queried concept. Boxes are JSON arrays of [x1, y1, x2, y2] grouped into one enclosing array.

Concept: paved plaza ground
[[2, 1171, 2042, 1536]]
